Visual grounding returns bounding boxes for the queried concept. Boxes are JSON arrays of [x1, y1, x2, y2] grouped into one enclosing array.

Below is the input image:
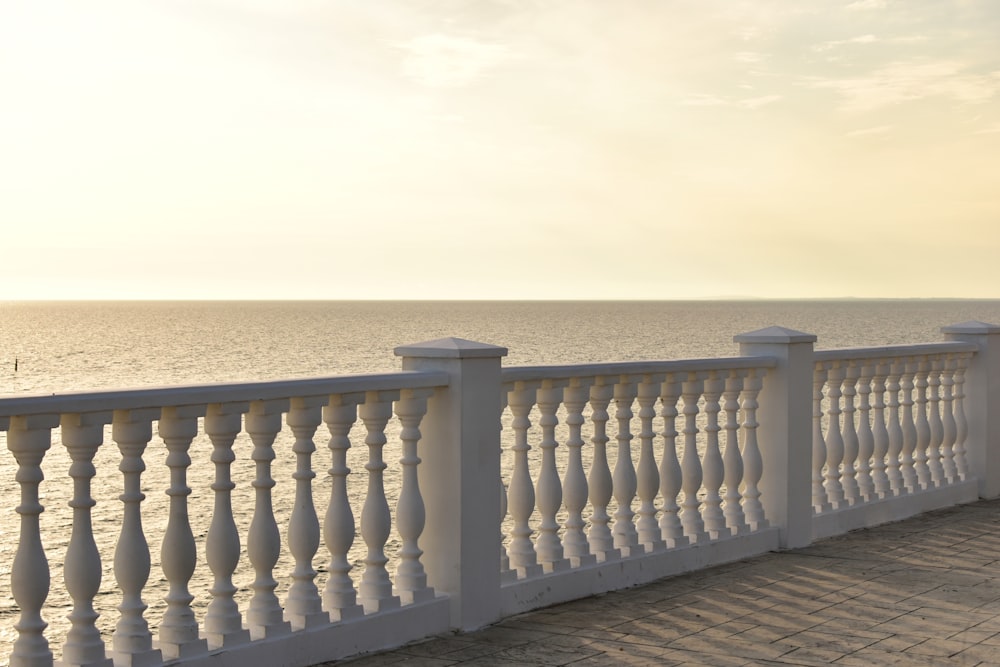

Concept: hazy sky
[[2, 1, 998, 300]]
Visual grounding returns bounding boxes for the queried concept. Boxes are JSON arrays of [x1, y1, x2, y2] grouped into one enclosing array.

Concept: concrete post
[[734, 326, 817, 549], [941, 321, 1000, 498], [394, 337, 507, 631]]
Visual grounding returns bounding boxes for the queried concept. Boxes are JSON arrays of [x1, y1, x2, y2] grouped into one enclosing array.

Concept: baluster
[[722, 371, 747, 534], [940, 355, 958, 483], [855, 363, 876, 503], [926, 357, 945, 487], [886, 360, 906, 495], [203, 402, 251, 649], [499, 391, 514, 582], [506, 382, 543, 576], [612, 380, 640, 555], [812, 365, 830, 513], [870, 362, 891, 499], [6, 415, 57, 667], [61, 412, 113, 667], [111, 408, 163, 666], [823, 363, 846, 508], [285, 397, 329, 627], [741, 370, 767, 529], [680, 373, 707, 543], [912, 358, 931, 490], [322, 394, 365, 620], [840, 363, 860, 505], [358, 391, 402, 612], [157, 406, 208, 660], [636, 378, 665, 551], [245, 400, 292, 638], [701, 373, 727, 538], [587, 381, 619, 562], [563, 380, 596, 566], [953, 355, 970, 480], [658, 376, 688, 547], [395, 388, 435, 603], [899, 359, 919, 492], [535, 381, 569, 572]]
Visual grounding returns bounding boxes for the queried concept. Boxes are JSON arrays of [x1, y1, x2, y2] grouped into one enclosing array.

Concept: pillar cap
[[941, 321, 1000, 335], [734, 326, 817, 344], [395, 337, 509, 359]]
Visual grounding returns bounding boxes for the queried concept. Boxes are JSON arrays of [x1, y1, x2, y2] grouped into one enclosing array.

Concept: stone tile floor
[[323, 499, 1000, 666]]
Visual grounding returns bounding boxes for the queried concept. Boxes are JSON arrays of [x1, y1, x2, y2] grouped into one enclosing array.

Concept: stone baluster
[[500, 391, 513, 581], [840, 362, 861, 505], [823, 363, 846, 509], [658, 375, 687, 547], [203, 402, 251, 649], [285, 396, 330, 627], [60, 412, 113, 667], [722, 371, 747, 534], [244, 399, 292, 639], [680, 373, 708, 543], [927, 357, 945, 487], [870, 362, 892, 498], [6, 415, 57, 667], [952, 354, 970, 480], [535, 381, 569, 572], [912, 358, 932, 489], [111, 408, 163, 666], [506, 382, 543, 577], [612, 380, 640, 556], [358, 391, 402, 613], [562, 379, 596, 566], [322, 394, 365, 620], [812, 364, 830, 513], [741, 370, 767, 530], [157, 406, 208, 660], [885, 360, 906, 495], [701, 372, 727, 538], [940, 356, 958, 483], [855, 363, 876, 502], [394, 388, 436, 603], [635, 377, 665, 552], [899, 360, 919, 492], [587, 381, 619, 561]]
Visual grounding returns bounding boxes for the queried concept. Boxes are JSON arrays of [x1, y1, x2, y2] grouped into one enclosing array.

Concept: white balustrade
[[940, 356, 958, 483], [680, 374, 708, 543], [506, 382, 543, 577], [203, 402, 251, 649], [722, 372, 747, 534], [245, 399, 292, 639], [358, 391, 402, 613], [562, 380, 596, 566], [322, 393, 365, 620], [60, 412, 113, 667], [111, 408, 162, 667], [701, 373, 727, 538], [886, 360, 906, 495], [741, 370, 767, 530], [913, 359, 932, 489], [870, 363, 891, 499], [840, 363, 860, 505], [823, 363, 846, 508], [812, 365, 830, 513], [927, 358, 945, 487], [635, 378, 665, 551], [899, 361, 919, 492], [535, 381, 569, 572], [157, 406, 208, 660], [587, 381, 618, 562], [855, 363, 876, 502], [394, 388, 435, 604], [658, 376, 687, 547], [611, 381, 640, 555]]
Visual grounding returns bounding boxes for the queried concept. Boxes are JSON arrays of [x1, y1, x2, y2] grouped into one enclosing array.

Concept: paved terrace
[[328, 499, 1000, 666]]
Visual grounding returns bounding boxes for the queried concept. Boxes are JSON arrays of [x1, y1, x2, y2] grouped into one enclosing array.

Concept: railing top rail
[[0, 370, 450, 418], [501, 355, 777, 385], [814, 340, 978, 364]]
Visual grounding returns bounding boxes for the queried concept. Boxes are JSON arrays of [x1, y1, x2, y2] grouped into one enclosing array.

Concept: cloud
[[398, 33, 511, 87], [814, 34, 878, 52], [975, 123, 1000, 135], [846, 0, 888, 10], [806, 60, 1000, 112], [739, 95, 782, 109], [680, 94, 729, 107], [845, 125, 892, 137]]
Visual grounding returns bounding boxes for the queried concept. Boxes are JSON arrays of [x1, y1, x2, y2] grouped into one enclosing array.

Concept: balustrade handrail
[[501, 355, 778, 384], [813, 341, 978, 363], [0, 370, 450, 419]]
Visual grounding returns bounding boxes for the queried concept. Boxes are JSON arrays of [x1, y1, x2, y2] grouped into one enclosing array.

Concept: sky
[[2, 0, 999, 300]]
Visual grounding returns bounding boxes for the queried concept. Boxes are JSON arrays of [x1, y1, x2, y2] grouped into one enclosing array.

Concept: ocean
[[2, 299, 1000, 661]]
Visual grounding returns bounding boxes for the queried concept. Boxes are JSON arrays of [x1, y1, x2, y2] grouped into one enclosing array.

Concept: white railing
[[3, 323, 1000, 666]]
